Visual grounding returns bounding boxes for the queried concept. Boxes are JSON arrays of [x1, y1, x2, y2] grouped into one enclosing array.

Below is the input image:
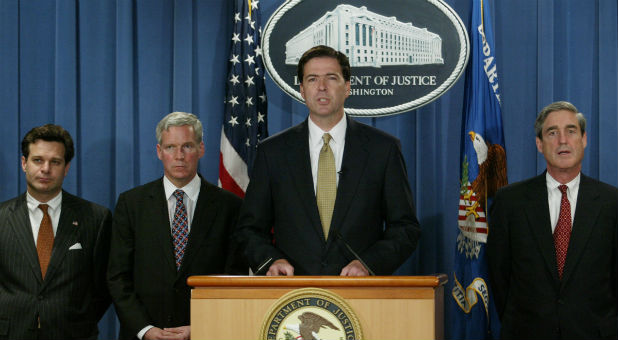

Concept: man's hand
[[144, 326, 190, 340], [266, 259, 294, 276], [340, 260, 369, 276], [163, 326, 190, 340]]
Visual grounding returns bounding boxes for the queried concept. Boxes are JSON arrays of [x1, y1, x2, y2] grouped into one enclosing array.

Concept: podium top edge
[[187, 274, 448, 288]]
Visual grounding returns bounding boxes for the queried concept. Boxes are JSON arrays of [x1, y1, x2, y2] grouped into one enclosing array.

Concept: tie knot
[[38, 204, 49, 214], [173, 189, 185, 202], [322, 133, 332, 149], [558, 185, 568, 195]]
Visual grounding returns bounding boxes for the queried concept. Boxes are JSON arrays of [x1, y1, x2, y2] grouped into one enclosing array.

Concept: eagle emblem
[[468, 131, 507, 211], [298, 311, 340, 340]]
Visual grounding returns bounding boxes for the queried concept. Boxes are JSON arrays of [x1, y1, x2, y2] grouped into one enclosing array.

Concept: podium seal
[[261, 288, 363, 340]]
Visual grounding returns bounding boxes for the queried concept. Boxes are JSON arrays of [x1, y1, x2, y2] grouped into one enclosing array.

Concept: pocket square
[[69, 243, 82, 250]]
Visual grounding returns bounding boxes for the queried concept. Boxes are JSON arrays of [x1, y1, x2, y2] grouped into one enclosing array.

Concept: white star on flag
[[244, 34, 254, 45], [245, 54, 255, 66], [245, 76, 255, 87]]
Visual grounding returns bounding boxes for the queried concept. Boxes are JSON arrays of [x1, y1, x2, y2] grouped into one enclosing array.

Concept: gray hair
[[155, 112, 203, 144], [535, 101, 586, 139]]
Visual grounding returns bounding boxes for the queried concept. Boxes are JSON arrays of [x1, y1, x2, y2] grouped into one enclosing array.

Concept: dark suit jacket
[[237, 117, 420, 275], [488, 173, 618, 339], [107, 176, 243, 340], [0, 191, 112, 340]]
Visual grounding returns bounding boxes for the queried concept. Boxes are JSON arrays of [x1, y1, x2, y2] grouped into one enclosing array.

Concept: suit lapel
[[150, 180, 177, 273], [44, 192, 80, 283], [8, 194, 42, 283], [177, 179, 217, 277], [560, 174, 600, 285], [285, 121, 323, 239], [524, 174, 560, 282], [329, 118, 368, 238]]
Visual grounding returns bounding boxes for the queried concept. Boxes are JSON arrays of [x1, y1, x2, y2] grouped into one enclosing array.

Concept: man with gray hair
[[108, 112, 243, 340], [488, 101, 618, 338]]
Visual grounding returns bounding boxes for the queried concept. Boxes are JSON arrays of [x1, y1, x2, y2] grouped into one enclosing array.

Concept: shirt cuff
[[137, 325, 155, 340]]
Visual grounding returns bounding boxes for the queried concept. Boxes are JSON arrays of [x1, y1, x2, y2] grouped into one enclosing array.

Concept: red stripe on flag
[[219, 152, 245, 198], [458, 225, 489, 234], [458, 216, 487, 223]]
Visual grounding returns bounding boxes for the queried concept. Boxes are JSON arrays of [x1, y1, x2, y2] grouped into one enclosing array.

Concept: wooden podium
[[188, 275, 447, 340]]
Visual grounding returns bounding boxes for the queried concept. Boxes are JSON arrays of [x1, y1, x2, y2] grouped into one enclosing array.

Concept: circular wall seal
[[263, 0, 469, 117], [261, 288, 363, 340]]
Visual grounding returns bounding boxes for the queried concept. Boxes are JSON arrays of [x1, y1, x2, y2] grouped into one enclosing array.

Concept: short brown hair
[[22, 124, 74, 163], [297, 45, 351, 83]]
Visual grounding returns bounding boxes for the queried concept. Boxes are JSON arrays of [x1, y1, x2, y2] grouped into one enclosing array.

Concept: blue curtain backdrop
[[0, 1, 616, 339]]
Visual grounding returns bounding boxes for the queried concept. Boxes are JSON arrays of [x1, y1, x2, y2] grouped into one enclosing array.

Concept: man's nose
[[40, 162, 50, 172], [317, 77, 327, 90]]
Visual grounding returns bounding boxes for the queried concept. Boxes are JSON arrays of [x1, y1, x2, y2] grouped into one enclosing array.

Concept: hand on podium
[[144, 326, 190, 340], [266, 259, 295, 276], [340, 260, 369, 276]]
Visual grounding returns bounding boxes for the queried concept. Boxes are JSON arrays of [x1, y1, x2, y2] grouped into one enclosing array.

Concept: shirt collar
[[163, 174, 201, 202], [26, 191, 62, 213], [546, 171, 581, 192], [308, 114, 347, 148]]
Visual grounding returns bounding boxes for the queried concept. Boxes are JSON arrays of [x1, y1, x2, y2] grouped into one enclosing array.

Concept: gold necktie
[[316, 133, 336, 240], [37, 204, 54, 279]]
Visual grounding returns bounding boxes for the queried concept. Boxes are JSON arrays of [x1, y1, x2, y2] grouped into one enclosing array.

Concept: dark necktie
[[172, 190, 189, 270], [37, 204, 54, 279], [554, 184, 572, 279]]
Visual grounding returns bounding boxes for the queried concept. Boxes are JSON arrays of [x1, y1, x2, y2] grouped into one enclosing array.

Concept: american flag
[[219, 0, 268, 197]]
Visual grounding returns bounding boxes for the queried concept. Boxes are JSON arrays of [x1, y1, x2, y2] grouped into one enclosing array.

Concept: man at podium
[[236, 45, 420, 276]]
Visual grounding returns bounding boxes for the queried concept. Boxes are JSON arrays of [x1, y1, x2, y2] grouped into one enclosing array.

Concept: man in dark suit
[[107, 112, 243, 340], [0, 124, 111, 339], [237, 45, 420, 276], [488, 101, 618, 339]]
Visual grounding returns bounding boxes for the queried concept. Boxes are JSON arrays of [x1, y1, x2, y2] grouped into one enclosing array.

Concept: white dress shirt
[[308, 115, 347, 194], [26, 191, 62, 245], [546, 172, 580, 233], [163, 174, 201, 233]]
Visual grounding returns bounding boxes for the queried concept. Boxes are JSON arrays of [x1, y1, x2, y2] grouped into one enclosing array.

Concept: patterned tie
[[37, 204, 54, 279], [554, 184, 572, 279], [172, 190, 189, 270], [316, 133, 336, 240]]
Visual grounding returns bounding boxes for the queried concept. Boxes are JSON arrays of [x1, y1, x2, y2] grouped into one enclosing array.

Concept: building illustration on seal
[[285, 4, 444, 67]]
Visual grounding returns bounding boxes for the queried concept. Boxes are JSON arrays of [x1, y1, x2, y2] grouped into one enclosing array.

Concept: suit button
[[167, 316, 172, 322], [321, 262, 327, 267], [38, 295, 43, 300], [557, 299, 564, 305]]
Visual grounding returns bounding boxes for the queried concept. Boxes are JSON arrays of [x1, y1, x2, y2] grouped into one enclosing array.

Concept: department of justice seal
[[262, 0, 469, 117], [261, 288, 363, 340]]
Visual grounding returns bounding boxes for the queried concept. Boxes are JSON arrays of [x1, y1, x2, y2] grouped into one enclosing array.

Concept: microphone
[[337, 168, 345, 176], [253, 257, 273, 276], [334, 231, 376, 276]]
